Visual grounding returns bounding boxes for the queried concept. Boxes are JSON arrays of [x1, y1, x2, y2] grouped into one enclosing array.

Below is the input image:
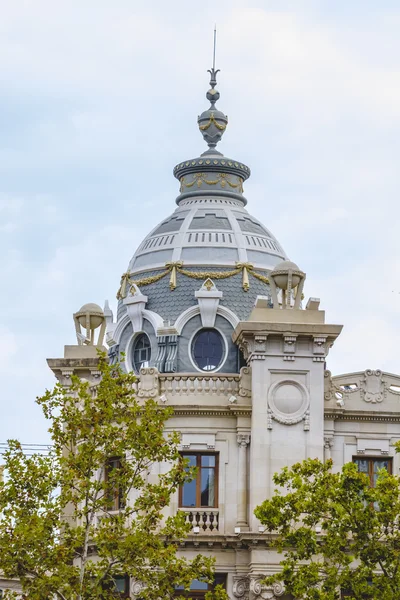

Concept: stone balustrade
[[180, 508, 219, 532], [159, 373, 239, 397], [135, 366, 252, 402]]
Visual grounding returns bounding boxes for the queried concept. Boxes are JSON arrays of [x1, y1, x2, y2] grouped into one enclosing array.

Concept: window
[[132, 333, 151, 373], [353, 457, 392, 487], [113, 575, 130, 597], [103, 575, 130, 598], [105, 458, 125, 511], [191, 329, 224, 372], [180, 454, 218, 508], [175, 574, 226, 598]]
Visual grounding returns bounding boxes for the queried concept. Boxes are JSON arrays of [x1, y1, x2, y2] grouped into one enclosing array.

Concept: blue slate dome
[[111, 67, 288, 375]]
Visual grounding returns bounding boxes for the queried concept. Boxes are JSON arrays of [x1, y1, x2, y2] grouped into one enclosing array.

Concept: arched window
[[132, 333, 151, 373], [191, 329, 224, 372]]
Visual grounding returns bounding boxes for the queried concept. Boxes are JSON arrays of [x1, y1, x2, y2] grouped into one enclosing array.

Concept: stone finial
[[73, 303, 106, 347], [197, 45, 228, 154], [269, 260, 306, 310]]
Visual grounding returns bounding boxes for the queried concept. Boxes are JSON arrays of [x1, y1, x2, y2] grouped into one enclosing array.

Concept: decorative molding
[[237, 332, 269, 363], [195, 279, 223, 328], [174, 304, 239, 335], [123, 285, 148, 332], [361, 369, 385, 403], [324, 411, 400, 423], [313, 335, 327, 357], [131, 580, 144, 598], [164, 334, 178, 372], [238, 366, 252, 398], [143, 309, 164, 333], [233, 576, 250, 600], [237, 433, 251, 447], [250, 577, 285, 600], [324, 370, 346, 402], [268, 379, 310, 426], [137, 367, 159, 398], [154, 336, 167, 372], [283, 334, 297, 354], [181, 433, 216, 450], [61, 369, 73, 378]]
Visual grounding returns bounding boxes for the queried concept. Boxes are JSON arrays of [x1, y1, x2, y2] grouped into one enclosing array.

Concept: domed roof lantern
[[173, 29, 251, 206]]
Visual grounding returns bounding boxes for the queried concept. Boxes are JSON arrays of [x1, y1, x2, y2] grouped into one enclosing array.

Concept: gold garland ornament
[[117, 262, 270, 299], [235, 263, 254, 292], [198, 112, 227, 132], [116, 268, 172, 299], [180, 173, 243, 193], [165, 261, 183, 290]]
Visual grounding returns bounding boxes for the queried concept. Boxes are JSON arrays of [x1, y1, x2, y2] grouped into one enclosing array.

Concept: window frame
[[353, 456, 392, 487], [179, 452, 219, 509], [131, 332, 152, 374], [102, 574, 130, 598], [175, 574, 226, 598], [190, 327, 226, 373]]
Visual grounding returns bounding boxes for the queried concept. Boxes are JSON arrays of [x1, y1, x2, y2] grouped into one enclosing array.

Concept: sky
[[0, 0, 399, 444]]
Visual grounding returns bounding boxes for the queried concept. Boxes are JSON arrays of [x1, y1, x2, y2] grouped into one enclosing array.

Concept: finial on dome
[[197, 26, 228, 155]]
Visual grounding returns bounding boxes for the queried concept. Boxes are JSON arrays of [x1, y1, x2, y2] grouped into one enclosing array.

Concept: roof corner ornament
[[197, 26, 228, 154], [73, 303, 106, 347], [269, 261, 306, 310]]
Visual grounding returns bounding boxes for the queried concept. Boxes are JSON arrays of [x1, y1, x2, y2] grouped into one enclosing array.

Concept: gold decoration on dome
[[165, 261, 183, 290], [204, 278, 214, 291], [236, 262, 254, 292], [116, 261, 271, 299], [116, 269, 171, 299], [198, 112, 227, 132], [181, 173, 243, 191], [250, 271, 270, 285], [177, 265, 241, 280]]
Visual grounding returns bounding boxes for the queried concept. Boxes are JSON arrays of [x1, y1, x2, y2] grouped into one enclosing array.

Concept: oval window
[[191, 329, 224, 372], [132, 333, 151, 373]]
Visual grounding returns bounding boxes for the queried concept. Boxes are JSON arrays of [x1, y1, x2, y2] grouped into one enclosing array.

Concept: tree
[[255, 458, 400, 600], [0, 354, 225, 600]]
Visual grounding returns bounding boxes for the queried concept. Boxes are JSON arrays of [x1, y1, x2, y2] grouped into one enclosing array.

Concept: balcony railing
[[180, 508, 219, 532], [160, 374, 239, 397], [135, 367, 252, 402]]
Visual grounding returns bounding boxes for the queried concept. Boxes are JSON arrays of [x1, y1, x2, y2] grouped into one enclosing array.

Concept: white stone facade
[[43, 67, 400, 600]]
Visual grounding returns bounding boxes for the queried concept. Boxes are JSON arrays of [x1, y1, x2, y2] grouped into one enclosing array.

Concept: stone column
[[236, 434, 250, 527]]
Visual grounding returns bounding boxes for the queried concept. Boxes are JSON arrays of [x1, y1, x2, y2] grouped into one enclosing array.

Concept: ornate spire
[[197, 27, 228, 155]]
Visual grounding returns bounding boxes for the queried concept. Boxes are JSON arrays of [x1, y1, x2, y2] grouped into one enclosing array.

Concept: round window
[[191, 328, 225, 372], [131, 333, 151, 373]]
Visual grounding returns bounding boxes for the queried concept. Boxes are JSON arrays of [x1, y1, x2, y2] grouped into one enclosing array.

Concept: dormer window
[[191, 328, 225, 372], [132, 333, 151, 373]]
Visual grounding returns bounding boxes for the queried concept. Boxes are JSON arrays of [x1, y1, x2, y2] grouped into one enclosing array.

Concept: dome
[[128, 202, 286, 274], [110, 66, 289, 374]]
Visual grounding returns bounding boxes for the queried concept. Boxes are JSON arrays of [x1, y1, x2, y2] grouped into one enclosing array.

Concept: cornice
[[324, 410, 400, 423], [172, 406, 238, 417]]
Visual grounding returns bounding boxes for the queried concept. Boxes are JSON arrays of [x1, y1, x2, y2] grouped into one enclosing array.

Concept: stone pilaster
[[236, 434, 250, 528]]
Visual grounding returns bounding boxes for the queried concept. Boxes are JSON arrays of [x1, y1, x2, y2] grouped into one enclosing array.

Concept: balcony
[[135, 367, 251, 403], [180, 508, 219, 533]]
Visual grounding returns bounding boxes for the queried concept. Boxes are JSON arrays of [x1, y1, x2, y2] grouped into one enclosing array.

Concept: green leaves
[[255, 458, 400, 600], [0, 355, 215, 599]]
